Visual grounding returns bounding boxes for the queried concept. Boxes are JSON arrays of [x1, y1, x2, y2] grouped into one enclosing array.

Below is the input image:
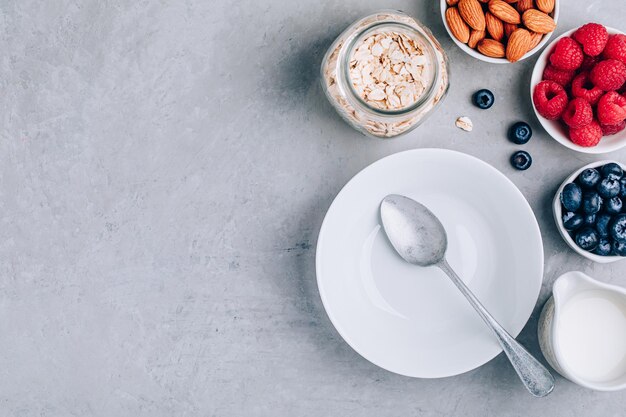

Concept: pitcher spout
[[552, 271, 603, 309]]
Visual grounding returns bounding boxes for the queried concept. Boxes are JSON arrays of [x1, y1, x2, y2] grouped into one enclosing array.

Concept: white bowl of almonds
[[441, 0, 559, 63]]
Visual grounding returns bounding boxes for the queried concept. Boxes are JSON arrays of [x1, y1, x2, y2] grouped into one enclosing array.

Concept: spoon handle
[[438, 259, 555, 397]]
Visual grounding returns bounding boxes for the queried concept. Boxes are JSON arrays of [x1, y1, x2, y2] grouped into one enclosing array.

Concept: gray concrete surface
[[1, 0, 625, 416]]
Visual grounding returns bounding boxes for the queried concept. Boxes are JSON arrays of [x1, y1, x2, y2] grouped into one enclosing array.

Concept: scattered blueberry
[[508, 122, 532, 144], [584, 213, 597, 226], [510, 151, 532, 170], [595, 238, 613, 256], [582, 191, 603, 214], [601, 163, 623, 180], [606, 196, 623, 214], [614, 240, 626, 256], [577, 168, 601, 189], [596, 213, 612, 237], [610, 215, 626, 243], [560, 183, 582, 212], [562, 212, 584, 231], [575, 227, 599, 251], [473, 89, 494, 109], [597, 178, 620, 198]]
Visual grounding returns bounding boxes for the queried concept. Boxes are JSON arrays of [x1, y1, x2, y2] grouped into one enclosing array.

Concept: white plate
[[316, 149, 544, 378], [530, 27, 626, 154]]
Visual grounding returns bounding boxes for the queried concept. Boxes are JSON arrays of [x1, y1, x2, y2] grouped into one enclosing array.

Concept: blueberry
[[560, 183, 582, 212], [601, 163, 623, 180], [508, 122, 532, 144], [606, 196, 623, 214], [510, 151, 532, 170], [620, 178, 626, 198], [596, 213, 612, 237], [610, 214, 626, 243], [473, 89, 494, 109], [595, 238, 613, 256], [582, 191, 603, 214], [584, 213, 597, 226], [577, 168, 601, 189], [575, 227, 599, 251], [597, 177, 620, 198], [613, 240, 626, 256], [562, 212, 584, 231]]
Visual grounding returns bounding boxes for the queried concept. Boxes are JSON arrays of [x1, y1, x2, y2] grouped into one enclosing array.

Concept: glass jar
[[321, 10, 449, 138]]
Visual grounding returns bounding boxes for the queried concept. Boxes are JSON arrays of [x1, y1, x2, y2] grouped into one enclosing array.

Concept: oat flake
[[455, 116, 473, 132]]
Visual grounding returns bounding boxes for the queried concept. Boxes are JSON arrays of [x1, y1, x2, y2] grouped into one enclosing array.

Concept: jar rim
[[342, 20, 440, 117]]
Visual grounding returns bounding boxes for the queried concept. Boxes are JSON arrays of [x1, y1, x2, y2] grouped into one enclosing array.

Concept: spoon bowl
[[380, 195, 447, 266]]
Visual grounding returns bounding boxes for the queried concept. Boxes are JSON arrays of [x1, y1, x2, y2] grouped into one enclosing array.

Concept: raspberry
[[542, 64, 575, 86], [550, 37, 584, 70], [597, 91, 626, 125], [603, 34, 626, 65], [562, 98, 593, 129], [581, 54, 600, 72], [533, 80, 568, 120], [601, 120, 626, 136], [569, 121, 602, 147], [572, 23, 609, 57], [571, 72, 604, 105], [590, 59, 626, 91]]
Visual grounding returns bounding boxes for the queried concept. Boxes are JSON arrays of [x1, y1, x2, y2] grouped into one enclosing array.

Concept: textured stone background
[[1, 0, 625, 416]]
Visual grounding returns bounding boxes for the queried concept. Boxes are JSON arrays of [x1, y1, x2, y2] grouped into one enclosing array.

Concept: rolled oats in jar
[[321, 10, 449, 138]]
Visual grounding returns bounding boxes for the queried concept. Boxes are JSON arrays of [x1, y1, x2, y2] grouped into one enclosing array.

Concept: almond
[[468, 29, 486, 48], [504, 22, 518, 38], [488, 0, 521, 24], [528, 31, 543, 49], [459, 0, 486, 31], [477, 39, 506, 57], [506, 28, 531, 62], [503, 0, 518, 2], [478, 0, 489, 2], [535, 0, 555, 13], [485, 12, 504, 41], [516, 0, 534, 12], [447, 0, 460, 5], [522, 9, 556, 34], [446, 7, 471, 43]]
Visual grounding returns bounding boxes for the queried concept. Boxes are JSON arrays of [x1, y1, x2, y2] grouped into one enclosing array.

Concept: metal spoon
[[380, 194, 554, 397]]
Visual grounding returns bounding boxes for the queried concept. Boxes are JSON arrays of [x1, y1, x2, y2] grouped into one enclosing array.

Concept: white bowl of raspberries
[[554, 160, 626, 263], [531, 23, 626, 153]]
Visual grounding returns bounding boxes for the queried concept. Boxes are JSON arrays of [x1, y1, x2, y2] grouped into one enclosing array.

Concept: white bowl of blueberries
[[554, 161, 626, 263]]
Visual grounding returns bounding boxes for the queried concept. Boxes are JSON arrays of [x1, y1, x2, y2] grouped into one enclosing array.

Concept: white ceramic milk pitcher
[[538, 271, 626, 391]]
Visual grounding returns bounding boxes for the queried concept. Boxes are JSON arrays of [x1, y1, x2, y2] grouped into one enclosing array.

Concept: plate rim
[[315, 148, 544, 378]]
